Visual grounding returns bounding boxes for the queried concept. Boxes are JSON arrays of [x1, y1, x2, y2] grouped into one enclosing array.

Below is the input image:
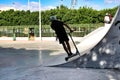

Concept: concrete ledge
[[0, 37, 82, 41]]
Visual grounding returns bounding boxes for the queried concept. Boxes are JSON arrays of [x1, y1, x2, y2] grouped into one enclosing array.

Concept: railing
[[0, 24, 104, 37], [41, 23, 104, 37], [0, 25, 39, 37]]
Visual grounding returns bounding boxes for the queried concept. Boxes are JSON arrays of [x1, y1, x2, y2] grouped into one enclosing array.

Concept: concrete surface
[[0, 38, 120, 80], [1, 6, 120, 80]]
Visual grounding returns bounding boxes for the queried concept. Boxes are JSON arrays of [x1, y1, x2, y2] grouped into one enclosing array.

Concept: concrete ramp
[[76, 25, 110, 54], [51, 6, 120, 69]]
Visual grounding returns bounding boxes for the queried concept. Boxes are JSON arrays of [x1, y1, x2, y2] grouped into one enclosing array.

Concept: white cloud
[[13, 2, 28, 11], [80, 0, 119, 10], [104, 0, 120, 4], [0, 1, 40, 12], [14, 1, 40, 11], [81, 2, 102, 10], [88, 4, 102, 10], [29, 1, 39, 11], [0, 4, 16, 11], [114, 0, 120, 3], [41, 6, 56, 11], [104, 0, 114, 4]]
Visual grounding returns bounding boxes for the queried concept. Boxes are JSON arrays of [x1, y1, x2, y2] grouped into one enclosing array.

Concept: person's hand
[[70, 29, 74, 33]]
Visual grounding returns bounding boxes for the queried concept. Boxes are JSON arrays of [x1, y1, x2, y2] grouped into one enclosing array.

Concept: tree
[[0, 5, 118, 26]]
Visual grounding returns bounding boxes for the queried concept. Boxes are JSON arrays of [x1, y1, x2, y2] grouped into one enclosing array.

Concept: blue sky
[[0, 0, 39, 5], [0, 0, 39, 11], [0, 0, 120, 11], [41, 0, 120, 10]]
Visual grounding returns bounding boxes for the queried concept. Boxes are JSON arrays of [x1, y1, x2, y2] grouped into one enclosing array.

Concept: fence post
[[13, 28, 16, 41]]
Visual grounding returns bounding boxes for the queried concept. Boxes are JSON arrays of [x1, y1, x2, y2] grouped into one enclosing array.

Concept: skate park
[[1, 5, 120, 80], [43, 5, 120, 69]]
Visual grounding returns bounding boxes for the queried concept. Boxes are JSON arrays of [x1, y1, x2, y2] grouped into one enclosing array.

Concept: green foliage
[[0, 9, 39, 26], [41, 5, 118, 25], [0, 5, 118, 26]]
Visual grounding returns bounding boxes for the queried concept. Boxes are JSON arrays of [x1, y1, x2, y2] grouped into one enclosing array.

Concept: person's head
[[50, 16, 57, 21], [109, 13, 111, 16], [105, 13, 109, 16]]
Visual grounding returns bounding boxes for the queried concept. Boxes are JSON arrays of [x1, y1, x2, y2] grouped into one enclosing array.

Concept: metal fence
[[0, 25, 39, 37], [0, 24, 104, 37], [41, 23, 104, 37]]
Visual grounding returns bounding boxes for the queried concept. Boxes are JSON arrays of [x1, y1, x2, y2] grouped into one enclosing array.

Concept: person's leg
[[65, 41, 73, 55], [62, 42, 71, 56]]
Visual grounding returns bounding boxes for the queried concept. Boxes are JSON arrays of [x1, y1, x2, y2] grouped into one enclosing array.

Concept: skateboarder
[[50, 16, 74, 57]]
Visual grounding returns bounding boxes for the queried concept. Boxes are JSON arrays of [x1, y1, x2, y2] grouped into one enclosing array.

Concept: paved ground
[[0, 37, 120, 80]]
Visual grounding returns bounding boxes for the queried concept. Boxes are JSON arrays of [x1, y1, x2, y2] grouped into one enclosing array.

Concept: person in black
[[50, 16, 74, 57]]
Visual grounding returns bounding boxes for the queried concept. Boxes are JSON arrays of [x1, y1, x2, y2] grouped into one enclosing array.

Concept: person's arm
[[104, 16, 105, 22], [63, 23, 74, 33], [50, 23, 55, 30]]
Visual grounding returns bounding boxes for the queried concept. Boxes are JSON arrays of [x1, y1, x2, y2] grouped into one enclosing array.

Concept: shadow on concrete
[[0, 48, 120, 80], [0, 46, 62, 68], [0, 47, 41, 68]]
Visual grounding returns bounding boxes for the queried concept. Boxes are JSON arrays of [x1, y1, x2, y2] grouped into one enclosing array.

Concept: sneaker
[[68, 53, 73, 57]]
